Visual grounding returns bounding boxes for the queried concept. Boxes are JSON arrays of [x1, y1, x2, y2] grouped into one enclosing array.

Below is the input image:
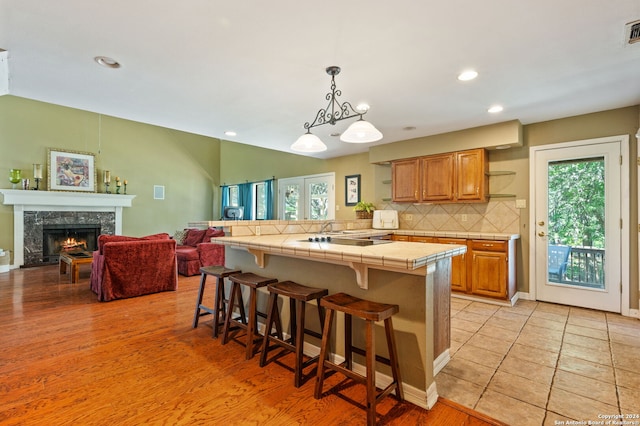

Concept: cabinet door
[[456, 149, 487, 202], [421, 153, 454, 202], [437, 238, 468, 292], [471, 250, 507, 298], [392, 159, 420, 202], [391, 234, 410, 241]]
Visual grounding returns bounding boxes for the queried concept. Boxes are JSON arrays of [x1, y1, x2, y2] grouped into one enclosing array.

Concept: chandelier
[[291, 66, 383, 153]]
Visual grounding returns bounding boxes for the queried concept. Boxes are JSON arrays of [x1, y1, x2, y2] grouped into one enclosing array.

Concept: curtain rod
[[220, 176, 275, 187]]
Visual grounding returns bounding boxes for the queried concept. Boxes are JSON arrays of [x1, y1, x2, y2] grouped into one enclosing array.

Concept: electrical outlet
[[335, 204, 340, 211], [404, 214, 413, 221], [255, 226, 261, 236], [461, 214, 468, 222], [515, 199, 527, 209]]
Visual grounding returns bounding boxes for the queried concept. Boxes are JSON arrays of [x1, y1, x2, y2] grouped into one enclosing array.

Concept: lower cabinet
[[404, 235, 516, 301]]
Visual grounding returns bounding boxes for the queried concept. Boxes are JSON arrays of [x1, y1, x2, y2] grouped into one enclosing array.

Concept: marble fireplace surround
[[0, 190, 135, 268]]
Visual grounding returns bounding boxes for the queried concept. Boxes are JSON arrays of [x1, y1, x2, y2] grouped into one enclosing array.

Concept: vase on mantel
[[9, 169, 21, 189]]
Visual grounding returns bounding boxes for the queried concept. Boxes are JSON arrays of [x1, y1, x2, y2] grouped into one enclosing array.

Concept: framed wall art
[[47, 148, 97, 192], [345, 174, 361, 206]]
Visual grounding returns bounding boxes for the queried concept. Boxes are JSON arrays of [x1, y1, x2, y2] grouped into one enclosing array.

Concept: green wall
[[0, 96, 221, 259]]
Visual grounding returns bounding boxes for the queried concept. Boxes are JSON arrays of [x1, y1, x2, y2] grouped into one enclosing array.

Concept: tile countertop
[[212, 233, 468, 289], [391, 230, 520, 241]]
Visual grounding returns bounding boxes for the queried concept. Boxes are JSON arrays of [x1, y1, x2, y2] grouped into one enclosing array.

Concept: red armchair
[[175, 228, 225, 276], [90, 233, 178, 302]]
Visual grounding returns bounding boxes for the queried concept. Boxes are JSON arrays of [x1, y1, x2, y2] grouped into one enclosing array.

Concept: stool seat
[[259, 281, 328, 387], [315, 292, 403, 426], [221, 272, 278, 360], [192, 266, 241, 338], [320, 292, 399, 321]]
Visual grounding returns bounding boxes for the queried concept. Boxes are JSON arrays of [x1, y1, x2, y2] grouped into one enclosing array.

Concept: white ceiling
[[1, 1, 640, 159]]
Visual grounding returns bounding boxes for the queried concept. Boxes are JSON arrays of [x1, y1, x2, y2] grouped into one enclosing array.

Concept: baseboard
[[433, 349, 450, 376], [451, 292, 512, 307], [629, 308, 640, 319], [516, 291, 533, 300]]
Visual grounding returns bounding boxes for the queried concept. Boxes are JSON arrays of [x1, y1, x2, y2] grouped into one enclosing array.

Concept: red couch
[[175, 228, 225, 276], [90, 233, 178, 302]]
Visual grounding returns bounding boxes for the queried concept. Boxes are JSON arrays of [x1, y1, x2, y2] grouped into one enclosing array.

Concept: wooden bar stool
[[314, 292, 403, 426], [221, 272, 278, 360], [259, 280, 328, 387], [192, 266, 242, 338]]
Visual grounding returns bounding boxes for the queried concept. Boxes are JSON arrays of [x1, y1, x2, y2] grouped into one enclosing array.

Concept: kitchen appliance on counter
[[372, 210, 399, 230]]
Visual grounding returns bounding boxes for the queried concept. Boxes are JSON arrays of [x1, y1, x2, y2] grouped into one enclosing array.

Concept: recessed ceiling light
[[495, 144, 511, 150], [224, 131, 237, 137], [457, 70, 478, 81], [488, 105, 504, 113], [94, 56, 121, 69]]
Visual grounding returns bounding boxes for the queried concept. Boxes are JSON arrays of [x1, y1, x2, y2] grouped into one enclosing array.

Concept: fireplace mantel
[[0, 189, 136, 268], [0, 189, 135, 208]]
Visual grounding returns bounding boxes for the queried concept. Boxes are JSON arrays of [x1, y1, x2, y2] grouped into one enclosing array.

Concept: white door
[[278, 173, 335, 220], [531, 138, 622, 312]]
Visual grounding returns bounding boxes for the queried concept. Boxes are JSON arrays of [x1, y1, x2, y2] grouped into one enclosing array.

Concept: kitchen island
[[212, 232, 466, 410]]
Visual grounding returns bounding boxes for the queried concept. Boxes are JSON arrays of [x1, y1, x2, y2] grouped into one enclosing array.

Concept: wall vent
[[625, 20, 640, 45]]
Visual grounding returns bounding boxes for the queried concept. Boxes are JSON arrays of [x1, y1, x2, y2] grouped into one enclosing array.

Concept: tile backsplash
[[376, 200, 520, 234]]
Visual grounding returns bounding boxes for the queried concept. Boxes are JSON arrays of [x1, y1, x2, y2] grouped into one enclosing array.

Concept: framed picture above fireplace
[[47, 148, 97, 192]]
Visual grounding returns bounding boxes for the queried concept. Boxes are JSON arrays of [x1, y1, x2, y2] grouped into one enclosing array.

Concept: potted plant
[[353, 201, 375, 219]]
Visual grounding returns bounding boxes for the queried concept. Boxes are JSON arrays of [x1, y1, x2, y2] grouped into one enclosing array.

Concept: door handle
[[538, 221, 545, 226], [538, 232, 546, 237]]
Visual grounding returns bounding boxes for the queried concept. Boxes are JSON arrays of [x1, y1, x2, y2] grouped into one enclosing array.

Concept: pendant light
[[291, 66, 382, 153]]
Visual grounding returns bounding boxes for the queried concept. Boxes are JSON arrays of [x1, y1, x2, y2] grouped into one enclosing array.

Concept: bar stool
[[221, 272, 278, 360], [314, 292, 403, 426], [259, 280, 328, 387], [192, 266, 242, 338]]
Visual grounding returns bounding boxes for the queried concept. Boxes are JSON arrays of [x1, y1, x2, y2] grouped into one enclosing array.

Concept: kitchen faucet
[[320, 221, 334, 234]]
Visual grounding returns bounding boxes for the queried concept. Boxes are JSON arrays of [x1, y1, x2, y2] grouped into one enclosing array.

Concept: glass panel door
[[533, 141, 621, 312]]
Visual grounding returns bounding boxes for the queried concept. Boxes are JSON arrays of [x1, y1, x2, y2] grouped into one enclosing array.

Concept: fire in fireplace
[[42, 224, 101, 264]]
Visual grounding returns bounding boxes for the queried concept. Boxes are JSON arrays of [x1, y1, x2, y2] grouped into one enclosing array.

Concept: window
[[277, 173, 335, 220], [222, 180, 272, 220]]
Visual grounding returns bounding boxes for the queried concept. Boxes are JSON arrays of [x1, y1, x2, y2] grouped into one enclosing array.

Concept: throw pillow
[[183, 229, 207, 246], [173, 229, 188, 245]]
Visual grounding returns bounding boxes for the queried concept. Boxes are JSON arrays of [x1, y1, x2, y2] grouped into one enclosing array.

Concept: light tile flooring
[[435, 298, 640, 426]]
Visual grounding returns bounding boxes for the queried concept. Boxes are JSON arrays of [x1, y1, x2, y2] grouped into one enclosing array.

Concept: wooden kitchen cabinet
[[437, 238, 468, 293], [391, 158, 420, 202], [397, 234, 516, 301], [391, 148, 488, 203], [455, 149, 488, 202], [409, 236, 467, 292], [469, 239, 516, 300], [421, 153, 454, 201]]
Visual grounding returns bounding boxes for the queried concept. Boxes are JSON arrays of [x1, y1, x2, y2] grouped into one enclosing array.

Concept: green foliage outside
[[547, 157, 605, 248]]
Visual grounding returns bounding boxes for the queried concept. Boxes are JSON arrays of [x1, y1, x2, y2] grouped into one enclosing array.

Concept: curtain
[[220, 185, 229, 219], [265, 179, 274, 220], [238, 182, 253, 220]]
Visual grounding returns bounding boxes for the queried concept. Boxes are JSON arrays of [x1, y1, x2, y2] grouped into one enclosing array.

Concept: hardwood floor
[[0, 265, 506, 425]]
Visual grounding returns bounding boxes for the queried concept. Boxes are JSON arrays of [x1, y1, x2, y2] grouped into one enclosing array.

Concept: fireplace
[[42, 224, 101, 264], [0, 189, 135, 268]]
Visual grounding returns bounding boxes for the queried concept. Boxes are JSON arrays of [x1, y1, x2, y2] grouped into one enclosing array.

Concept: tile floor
[[435, 298, 640, 426]]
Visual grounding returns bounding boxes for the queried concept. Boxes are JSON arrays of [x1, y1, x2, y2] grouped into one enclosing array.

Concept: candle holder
[[33, 177, 41, 191], [116, 184, 121, 194], [124, 183, 127, 194], [9, 169, 21, 189], [104, 182, 111, 194]]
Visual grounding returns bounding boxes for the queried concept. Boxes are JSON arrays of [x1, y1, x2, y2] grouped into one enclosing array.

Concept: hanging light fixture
[[291, 66, 382, 153]]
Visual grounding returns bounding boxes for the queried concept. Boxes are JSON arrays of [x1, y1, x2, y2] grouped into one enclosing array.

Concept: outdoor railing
[[562, 246, 605, 289]]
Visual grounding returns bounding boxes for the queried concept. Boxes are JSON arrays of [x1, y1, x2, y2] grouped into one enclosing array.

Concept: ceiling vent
[[625, 20, 640, 45]]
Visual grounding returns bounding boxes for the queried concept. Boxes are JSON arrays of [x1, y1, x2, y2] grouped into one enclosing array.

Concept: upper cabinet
[[391, 158, 420, 202], [392, 148, 488, 203]]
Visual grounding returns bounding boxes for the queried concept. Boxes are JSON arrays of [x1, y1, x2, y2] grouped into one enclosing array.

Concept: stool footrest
[[351, 346, 392, 367]]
